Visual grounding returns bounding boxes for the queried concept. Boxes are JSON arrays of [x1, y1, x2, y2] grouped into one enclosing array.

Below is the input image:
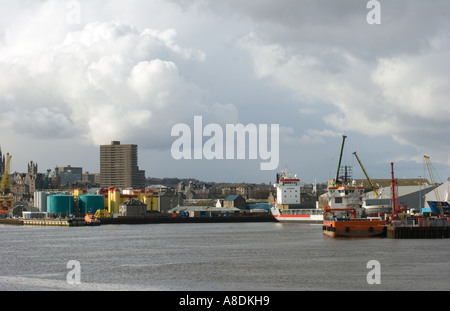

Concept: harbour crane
[[390, 162, 407, 220], [390, 162, 400, 217], [334, 135, 347, 186], [0, 153, 12, 195], [424, 155, 444, 215], [0, 153, 13, 215], [353, 152, 378, 197]]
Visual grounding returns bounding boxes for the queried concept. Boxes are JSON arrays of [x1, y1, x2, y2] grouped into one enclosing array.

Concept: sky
[[0, 0, 449, 185]]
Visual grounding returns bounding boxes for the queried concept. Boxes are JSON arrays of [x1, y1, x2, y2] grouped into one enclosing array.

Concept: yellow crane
[[0, 153, 13, 215], [353, 151, 379, 197], [424, 155, 444, 215], [0, 153, 12, 195]]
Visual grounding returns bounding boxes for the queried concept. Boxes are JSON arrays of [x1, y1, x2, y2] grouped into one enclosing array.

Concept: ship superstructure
[[323, 135, 386, 237], [271, 170, 323, 223]]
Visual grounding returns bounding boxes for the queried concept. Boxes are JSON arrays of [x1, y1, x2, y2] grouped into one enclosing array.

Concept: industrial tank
[[108, 188, 121, 214], [47, 194, 74, 214], [78, 194, 104, 214]]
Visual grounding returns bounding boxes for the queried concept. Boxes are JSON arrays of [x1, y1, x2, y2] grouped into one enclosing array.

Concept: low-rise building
[[223, 195, 246, 210], [119, 199, 147, 216], [168, 205, 241, 217], [221, 183, 254, 198]]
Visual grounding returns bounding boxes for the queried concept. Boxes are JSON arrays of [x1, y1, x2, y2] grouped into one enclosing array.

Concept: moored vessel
[[84, 212, 101, 226], [323, 181, 386, 237], [271, 170, 323, 223], [322, 135, 385, 237], [271, 207, 323, 223]]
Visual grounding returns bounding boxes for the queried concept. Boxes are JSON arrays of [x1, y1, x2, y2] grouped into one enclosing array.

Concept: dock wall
[[101, 214, 277, 225], [387, 226, 450, 239], [0, 218, 85, 227], [0, 214, 276, 226]]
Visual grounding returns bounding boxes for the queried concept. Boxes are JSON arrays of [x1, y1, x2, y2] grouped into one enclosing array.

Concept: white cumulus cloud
[[0, 16, 236, 150]]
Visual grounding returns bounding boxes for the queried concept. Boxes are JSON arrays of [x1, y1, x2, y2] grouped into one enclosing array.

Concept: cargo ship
[[322, 135, 386, 237], [271, 170, 323, 223]]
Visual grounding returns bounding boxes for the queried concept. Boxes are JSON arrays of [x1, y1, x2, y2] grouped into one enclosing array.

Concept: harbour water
[[0, 222, 449, 291]]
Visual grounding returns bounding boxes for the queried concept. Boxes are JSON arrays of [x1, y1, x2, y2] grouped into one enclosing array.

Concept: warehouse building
[[119, 199, 147, 216]]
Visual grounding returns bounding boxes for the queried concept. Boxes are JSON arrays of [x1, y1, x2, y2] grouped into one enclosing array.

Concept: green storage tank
[[78, 194, 104, 214], [47, 194, 74, 214]]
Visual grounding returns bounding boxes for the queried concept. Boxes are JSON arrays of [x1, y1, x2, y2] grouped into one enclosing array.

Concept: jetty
[[386, 224, 450, 239], [0, 213, 276, 227], [0, 218, 86, 227], [100, 213, 276, 225]]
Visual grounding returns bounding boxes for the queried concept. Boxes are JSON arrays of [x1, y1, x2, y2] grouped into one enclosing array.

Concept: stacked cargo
[[419, 217, 429, 227], [429, 217, 448, 227], [418, 217, 448, 227]]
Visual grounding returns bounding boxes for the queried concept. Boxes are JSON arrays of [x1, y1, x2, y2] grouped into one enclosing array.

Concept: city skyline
[[0, 140, 437, 188], [1, 1, 449, 184]]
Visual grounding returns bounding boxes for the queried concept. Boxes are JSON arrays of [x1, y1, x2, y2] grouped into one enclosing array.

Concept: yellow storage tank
[[72, 189, 85, 213], [112, 188, 120, 214], [144, 196, 152, 211], [107, 188, 113, 213], [103, 194, 108, 209], [107, 187, 121, 214], [151, 196, 160, 212], [138, 190, 145, 202]]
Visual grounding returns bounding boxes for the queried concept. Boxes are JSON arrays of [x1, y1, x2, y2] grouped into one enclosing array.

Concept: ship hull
[[271, 207, 323, 223], [323, 219, 386, 237], [274, 214, 323, 223]]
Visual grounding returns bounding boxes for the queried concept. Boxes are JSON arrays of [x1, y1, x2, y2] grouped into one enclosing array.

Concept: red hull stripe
[[275, 215, 310, 218]]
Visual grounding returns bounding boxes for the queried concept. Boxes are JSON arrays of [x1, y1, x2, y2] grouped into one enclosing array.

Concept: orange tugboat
[[323, 135, 386, 237], [84, 212, 101, 226]]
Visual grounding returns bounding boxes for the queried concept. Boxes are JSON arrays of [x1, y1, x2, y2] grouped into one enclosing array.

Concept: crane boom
[[334, 135, 347, 186], [391, 162, 400, 216], [424, 155, 444, 215], [353, 152, 378, 197]]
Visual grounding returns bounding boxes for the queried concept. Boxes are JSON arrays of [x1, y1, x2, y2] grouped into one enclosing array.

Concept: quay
[[386, 217, 450, 239], [0, 218, 86, 227], [0, 213, 276, 226], [387, 225, 450, 239], [100, 213, 277, 225], [24, 218, 86, 227]]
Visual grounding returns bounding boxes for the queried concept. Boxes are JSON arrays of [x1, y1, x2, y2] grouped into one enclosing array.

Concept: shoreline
[[0, 213, 277, 226]]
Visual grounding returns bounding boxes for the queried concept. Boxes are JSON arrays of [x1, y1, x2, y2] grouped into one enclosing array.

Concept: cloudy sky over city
[[0, 0, 449, 184]]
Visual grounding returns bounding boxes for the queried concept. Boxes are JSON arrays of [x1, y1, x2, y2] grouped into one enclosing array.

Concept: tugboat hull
[[323, 219, 385, 237]]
